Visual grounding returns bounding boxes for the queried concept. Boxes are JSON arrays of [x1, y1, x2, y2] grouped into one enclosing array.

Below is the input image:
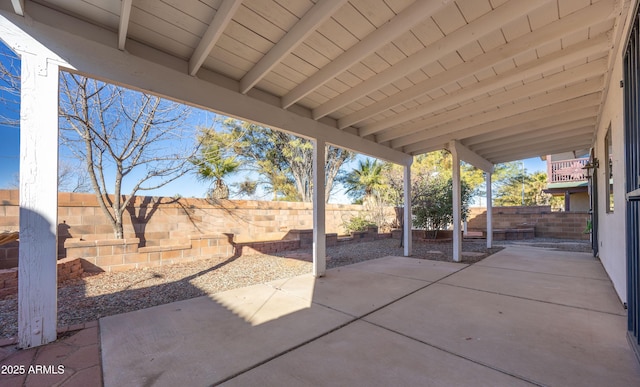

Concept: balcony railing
[[548, 157, 589, 183]]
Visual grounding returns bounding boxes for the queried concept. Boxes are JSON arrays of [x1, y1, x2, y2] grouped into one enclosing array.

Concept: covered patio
[[3, 243, 639, 385], [2, 0, 640, 375], [93, 244, 638, 386]]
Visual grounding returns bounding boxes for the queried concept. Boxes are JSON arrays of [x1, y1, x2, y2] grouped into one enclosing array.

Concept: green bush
[[412, 176, 472, 238], [343, 215, 376, 233]]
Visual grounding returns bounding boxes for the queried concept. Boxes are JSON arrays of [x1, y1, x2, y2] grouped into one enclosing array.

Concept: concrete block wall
[[0, 257, 83, 298], [467, 206, 590, 240], [65, 235, 235, 272], [0, 241, 18, 269], [63, 228, 391, 272], [0, 189, 397, 267], [0, 268, 17, 299]]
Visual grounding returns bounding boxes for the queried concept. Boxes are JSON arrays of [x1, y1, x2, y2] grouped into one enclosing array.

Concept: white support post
[[486, 172, 493, 249], [451, 146, 462, 262], [403, 161, 412, 257], [313, 139, 326, 277], [18, 54, 59, 348]]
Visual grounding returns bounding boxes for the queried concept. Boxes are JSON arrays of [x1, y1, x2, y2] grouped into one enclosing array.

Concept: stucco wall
[[569, 192, 590, 212], [590, 9, 632, 303]]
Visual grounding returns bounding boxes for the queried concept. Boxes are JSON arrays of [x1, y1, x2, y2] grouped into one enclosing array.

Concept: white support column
[[451, 146, 462, 262], [313, 139, 326, 277], [486, 172, 493, 249], [18, 54, 59, 348], [403, 161, 412, 257]]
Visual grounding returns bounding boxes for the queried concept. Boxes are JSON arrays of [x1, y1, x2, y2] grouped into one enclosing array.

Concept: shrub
[[342, 215, 376, 233], [412, 176, 472, 238]]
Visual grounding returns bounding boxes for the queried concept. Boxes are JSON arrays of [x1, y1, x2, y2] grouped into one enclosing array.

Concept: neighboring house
[[544, 152, 590, 212]]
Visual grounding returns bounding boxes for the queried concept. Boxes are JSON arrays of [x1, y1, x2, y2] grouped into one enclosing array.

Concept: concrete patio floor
[[99, 245, 640, 386]]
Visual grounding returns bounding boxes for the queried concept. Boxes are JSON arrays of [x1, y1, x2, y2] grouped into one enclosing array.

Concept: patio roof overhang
[[2, 0, 629, 167]]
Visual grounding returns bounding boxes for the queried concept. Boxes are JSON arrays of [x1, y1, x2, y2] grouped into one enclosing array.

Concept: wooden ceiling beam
[[376, 60, 605, 143], [337, 0, 615, 129], [462, 108, 598, 147], [468, 119, 595, 152], [402, 93, 601, 154], [448, 140, 493, 173], [188, 0, 242, 76], [359, 35, 609, 136], [314, 0, 548, 121], [10, 0, 23, 16], [475, 126, 593, 156], [391, 77, 603, 149], [117, 0, 132, 50], [486, 138, 593, 163], [280, 0, 454, 109], [239, 0, 347, 94]]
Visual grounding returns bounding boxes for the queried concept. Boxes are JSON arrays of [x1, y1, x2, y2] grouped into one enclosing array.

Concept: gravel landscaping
[[0, 237, 590, 339]]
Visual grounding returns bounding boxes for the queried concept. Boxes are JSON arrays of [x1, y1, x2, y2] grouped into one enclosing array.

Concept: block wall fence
[[1, 190, 590, 271], [466, 206, 590, 240], [0, 190, 396, 269]]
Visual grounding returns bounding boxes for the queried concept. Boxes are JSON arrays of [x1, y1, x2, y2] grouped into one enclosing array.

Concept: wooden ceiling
[[15, 0, 628, 164]]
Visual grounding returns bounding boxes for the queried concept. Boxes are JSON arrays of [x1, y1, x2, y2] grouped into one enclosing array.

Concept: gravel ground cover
[[0, 237, 589, 339]]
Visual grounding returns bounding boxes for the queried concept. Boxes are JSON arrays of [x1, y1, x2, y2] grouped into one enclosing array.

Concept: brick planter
[[0, 257, 84, 299]]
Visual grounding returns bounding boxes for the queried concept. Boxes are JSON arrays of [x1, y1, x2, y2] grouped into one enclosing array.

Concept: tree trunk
[[210, 180, 229, 200], [114, 208, 124, 239]]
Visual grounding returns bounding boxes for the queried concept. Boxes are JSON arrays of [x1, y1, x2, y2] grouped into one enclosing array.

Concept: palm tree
[[193, 130, 241, 200], [343, 158, 386, 204]]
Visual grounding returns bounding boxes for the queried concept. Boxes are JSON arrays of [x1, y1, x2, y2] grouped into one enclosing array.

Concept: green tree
[[341, 158, 391, 230], [235, 177, 258, 199], [493, 167, 552, 206], [412, 175, 473, 238], [529, 171, 553, 205], [192, 128, 240, 200], [379, 150, 484, 207], [341, 158, 386, 203], [217, 118, 354, 202]]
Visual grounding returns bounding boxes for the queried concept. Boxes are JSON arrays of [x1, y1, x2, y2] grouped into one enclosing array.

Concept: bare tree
[[58, 160, 92, 193], [58, 72, 197, 238], [0, 48, 97, 191], [7, 160, 91, 193], [0, 46, 19, 128]]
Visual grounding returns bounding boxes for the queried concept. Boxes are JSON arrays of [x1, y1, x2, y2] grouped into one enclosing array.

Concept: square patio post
[[486, 172, 493, 249], [313, 138, 326, 277], [403, 161, 412, 257], [18, 53, 60, 348]]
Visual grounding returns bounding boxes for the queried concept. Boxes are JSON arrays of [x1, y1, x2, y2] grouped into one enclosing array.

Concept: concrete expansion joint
[[478, 263, 612, 282], [211, 317, 360, 386], [216, 261, 475, 385], [353, 262, 548, 387], [437, 282, 627, 317], [363, 317, 547, 387]]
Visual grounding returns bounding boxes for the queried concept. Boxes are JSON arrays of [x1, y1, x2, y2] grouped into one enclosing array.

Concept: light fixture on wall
[[582, 158, 599, 179]]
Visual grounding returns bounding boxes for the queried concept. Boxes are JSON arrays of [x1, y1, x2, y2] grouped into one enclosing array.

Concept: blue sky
[[0, 41, 546, 203], [0, 42, 20, 189]]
